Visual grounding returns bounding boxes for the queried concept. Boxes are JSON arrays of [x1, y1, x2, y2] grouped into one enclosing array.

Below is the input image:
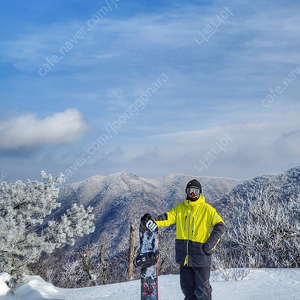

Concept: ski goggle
[[186, 186, 200, 195]]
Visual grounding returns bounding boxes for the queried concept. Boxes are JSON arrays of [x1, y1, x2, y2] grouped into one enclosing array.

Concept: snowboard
[[134, 218, 159, 300]]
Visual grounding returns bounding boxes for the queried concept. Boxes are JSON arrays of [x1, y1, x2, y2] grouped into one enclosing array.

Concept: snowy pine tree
[[215, 168, 300, 270], [0, 171, 95, 292]]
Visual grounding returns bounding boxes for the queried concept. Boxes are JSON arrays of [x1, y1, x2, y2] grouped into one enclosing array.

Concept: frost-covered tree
[[229, 186, 300, 267], [218, 172, 300, 269], [0, 171, 95, 292]]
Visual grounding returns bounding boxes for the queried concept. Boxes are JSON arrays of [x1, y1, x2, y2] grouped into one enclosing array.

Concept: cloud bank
[[0, 109, 89, 150]]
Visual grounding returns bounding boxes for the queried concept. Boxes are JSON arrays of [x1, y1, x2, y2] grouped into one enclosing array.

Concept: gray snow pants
[[180, 265, 212, 300]]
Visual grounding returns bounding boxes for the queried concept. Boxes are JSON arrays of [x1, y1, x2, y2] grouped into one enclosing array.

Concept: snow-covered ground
[[1, 269, 300, 300]]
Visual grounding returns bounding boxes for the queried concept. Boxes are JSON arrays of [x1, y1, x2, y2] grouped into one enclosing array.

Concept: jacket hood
[[184, 195, 205, 208]]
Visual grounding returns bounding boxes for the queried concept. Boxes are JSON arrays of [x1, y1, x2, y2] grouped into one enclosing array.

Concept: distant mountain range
[[53, 166, 300, 255], [215, 166, 300, 222], [55, 172, 242, 254]]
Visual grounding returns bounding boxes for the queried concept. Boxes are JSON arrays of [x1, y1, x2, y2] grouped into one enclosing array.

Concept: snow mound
[[1, 269, 300, 300], [0, 273, 11, 296]]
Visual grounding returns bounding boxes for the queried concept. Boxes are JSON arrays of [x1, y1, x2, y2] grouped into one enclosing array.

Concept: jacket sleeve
[[153, 206, 177, 227], [203, 209, 226, 255]]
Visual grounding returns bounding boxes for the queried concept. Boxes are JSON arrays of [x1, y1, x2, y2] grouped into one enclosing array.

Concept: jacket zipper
[[192, 217, 195, 235], [186, 206, 193, 266]]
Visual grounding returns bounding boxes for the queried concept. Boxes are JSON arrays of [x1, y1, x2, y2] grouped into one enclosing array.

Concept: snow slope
[[1, 269, 300, 300]]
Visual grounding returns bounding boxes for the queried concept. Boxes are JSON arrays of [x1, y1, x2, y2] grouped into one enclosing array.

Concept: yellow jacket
[[155, 195, 225, 267]]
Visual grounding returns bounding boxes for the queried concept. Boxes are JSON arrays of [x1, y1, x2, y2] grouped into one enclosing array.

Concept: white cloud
[[139, 110, 300, 178], [0, 109, 89, 150]]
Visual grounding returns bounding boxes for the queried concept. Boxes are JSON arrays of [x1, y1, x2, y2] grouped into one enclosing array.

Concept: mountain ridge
[[53, 166, 300, 255], [54, 172, 242, 253]]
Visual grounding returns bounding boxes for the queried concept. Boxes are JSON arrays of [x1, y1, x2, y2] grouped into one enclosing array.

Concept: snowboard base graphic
[[134, 219, 159, 300]]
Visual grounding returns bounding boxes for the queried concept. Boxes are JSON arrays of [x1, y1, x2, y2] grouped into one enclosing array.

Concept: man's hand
[[141, 213, 152, 223], [202, 243, 212, 256], [140, 213, 157, 232], [146, 219, 158, 232]]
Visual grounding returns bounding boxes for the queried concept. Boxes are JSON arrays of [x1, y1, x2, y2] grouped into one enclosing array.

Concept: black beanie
[[185, 179, 202, 197]]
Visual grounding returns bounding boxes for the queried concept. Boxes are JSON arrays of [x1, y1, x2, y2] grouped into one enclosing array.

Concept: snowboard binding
[[134, 250, 159, 268]]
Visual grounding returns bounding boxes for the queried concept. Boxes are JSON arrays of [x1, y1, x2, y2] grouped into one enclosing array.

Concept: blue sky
[[0, 0, 300, 183]]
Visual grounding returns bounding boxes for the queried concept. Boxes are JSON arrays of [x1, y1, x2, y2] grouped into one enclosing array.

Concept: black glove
[[140, 213, 154, 230], [141, 213, 152, 223], [202, 244, 212, 256]]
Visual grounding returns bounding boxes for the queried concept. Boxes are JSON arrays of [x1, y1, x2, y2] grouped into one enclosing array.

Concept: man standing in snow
[[141, 179, 225, 300]]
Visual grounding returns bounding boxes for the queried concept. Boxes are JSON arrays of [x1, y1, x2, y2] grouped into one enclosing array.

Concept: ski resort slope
[[1, 269, 300, 300]]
